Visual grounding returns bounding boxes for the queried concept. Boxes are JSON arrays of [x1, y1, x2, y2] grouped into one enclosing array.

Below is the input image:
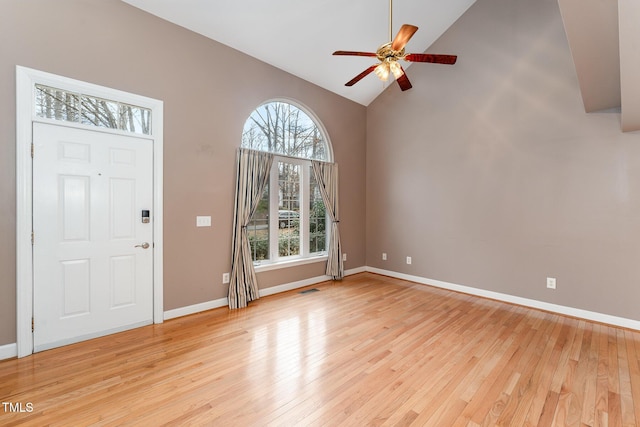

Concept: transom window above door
[[35, 84, 151, 135], [241, 100, 333, 268]]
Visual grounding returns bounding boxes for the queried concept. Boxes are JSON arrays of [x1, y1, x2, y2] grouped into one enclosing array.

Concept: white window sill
[[254, 254, 328, 273]]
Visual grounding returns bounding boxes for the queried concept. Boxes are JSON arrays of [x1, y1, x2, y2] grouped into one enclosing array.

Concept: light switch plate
[[196, 216, 212, 227]]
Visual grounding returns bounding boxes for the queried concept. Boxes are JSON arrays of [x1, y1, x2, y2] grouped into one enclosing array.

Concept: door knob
[[135, 242, 150, 249]]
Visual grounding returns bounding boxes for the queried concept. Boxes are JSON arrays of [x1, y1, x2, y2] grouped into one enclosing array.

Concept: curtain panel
[[229, 148, 274, 309], [311, 160, 344, 280]]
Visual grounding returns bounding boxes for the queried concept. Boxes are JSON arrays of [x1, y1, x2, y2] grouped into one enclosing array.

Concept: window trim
[[254, 253, 328, 273]]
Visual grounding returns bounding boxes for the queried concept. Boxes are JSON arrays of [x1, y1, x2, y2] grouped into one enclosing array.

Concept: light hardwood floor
[[1, 272, 640, 426]]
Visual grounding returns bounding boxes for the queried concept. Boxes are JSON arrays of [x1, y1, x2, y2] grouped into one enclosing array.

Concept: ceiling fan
[[333, 0, 457, 91]]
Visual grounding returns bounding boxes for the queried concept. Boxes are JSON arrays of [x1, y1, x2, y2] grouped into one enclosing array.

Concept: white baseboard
[[164, 298, 229, 320], [345, 266, 367, 275], [366, 267, 640, 331], [0, 343, 17, 361], [163, 267, 364, 321]]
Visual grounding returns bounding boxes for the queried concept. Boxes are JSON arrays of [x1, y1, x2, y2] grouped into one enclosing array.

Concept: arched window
[[241, 100, 332, 266]]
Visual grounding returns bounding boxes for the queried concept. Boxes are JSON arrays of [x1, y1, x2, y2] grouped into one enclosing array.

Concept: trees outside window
[[242, 101, 331, 264], [35, 85, 151, 135]]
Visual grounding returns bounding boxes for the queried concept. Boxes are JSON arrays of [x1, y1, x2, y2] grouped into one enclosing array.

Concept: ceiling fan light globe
[[389, 61, 404, 79], [374, 63, 390, 81]]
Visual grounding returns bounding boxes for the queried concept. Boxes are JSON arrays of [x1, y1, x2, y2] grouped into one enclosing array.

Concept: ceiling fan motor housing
[[376, 43, 405, 63]]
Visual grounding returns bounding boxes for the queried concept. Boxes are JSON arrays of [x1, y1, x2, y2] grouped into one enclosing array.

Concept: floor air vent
[[299, 288, 319, 294]]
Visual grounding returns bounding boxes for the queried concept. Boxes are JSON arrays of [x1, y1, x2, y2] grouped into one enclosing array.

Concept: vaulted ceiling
[[121, 0, 477, 106], [122, 0, 640, 131]]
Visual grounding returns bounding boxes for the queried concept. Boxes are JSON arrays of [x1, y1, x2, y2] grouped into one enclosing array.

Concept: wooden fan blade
[[333, 51, 377, 57], [396, 67, 412, 91], [345, 65, 378, 86], [404, 53, 457, 65], [391, 24, 419, 52]]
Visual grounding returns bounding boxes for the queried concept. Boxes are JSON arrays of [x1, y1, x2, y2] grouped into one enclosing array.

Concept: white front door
[[32, 122, 154, 352]]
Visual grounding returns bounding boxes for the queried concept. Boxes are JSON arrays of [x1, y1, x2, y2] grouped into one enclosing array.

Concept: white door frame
[[15, 66, 164, 358]]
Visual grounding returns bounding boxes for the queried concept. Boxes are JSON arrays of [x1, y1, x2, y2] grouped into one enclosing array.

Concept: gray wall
[[3, 0, 638, 347], [367, 0, 640, 320], [0, 0, 367, 345]]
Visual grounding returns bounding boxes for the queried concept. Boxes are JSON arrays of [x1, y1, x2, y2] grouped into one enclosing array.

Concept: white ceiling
[[121, 0, 476, 106]]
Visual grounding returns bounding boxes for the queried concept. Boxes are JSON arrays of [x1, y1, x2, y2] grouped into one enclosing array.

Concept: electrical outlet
[[222, 273, 230, 284], [382, 253, 387, 261], [406, 256, 412, 265], [546, 277, 556, 289], [343, 253, 347, 261]]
